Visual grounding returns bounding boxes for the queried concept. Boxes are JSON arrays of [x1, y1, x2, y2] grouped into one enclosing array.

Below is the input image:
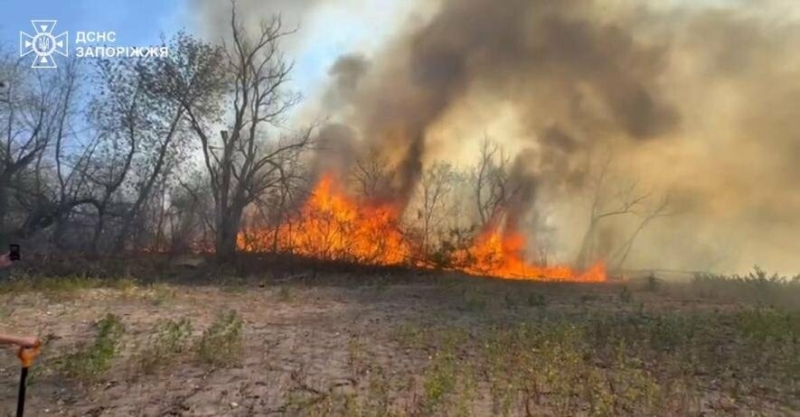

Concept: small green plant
[[420, 352, 457, 414], [137, 318, 193, 373], [60, 313, 125, 382], [195, 310, 244, 366]]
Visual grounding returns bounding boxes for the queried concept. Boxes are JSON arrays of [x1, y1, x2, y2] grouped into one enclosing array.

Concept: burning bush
[[238, 174, 606, 283]]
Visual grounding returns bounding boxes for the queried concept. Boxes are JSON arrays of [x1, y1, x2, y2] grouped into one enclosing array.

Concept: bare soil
[[0, 270, 797, 416]]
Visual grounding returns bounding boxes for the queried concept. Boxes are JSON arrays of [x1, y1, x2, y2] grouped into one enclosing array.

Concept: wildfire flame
[[452, 229, 606, 282], [239, 175, 411, 264], [238, 174, 606, 283]]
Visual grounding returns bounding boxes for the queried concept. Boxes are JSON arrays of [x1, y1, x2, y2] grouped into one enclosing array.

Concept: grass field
[[0, 266, 797, 416]]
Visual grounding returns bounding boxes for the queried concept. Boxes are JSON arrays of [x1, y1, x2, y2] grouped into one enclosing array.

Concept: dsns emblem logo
[[19, 20, 69, 69]]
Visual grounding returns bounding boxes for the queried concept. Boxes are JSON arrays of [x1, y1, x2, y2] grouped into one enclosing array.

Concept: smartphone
[[9, 244, 20, 261]]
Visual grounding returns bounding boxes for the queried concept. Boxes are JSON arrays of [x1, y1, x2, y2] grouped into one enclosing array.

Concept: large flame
[[238, 175, 411, 265], [238, 174, 606, 283]]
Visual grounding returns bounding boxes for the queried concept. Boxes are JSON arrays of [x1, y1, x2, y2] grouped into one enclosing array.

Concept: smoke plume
[[196, 0, 800, 274]]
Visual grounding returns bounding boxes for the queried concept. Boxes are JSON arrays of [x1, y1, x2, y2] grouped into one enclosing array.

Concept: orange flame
[[238, 173, 606, 283], [452, 229, 606, 282], [238, 175, 411, 265]]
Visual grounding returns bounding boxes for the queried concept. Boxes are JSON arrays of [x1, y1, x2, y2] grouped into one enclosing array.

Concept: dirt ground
[[0, 270, 797, 416]]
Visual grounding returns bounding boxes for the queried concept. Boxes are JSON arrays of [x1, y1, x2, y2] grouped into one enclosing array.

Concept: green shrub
[[60, 313, 125, 382], [195, 310, 244, 366], [137, 318, 193, 373]]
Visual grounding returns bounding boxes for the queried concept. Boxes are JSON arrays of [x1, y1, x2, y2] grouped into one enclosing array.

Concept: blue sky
[[1, 0, 188, 50], [0, 0, 410, 99], [1, 0, 322, 95]]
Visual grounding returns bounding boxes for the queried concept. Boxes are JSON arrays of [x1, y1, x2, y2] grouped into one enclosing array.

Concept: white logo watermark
[[19, 19, 169, 70], [19, 20, 69, 69]]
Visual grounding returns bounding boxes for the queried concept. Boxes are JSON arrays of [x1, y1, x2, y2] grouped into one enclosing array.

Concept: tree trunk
[[113, 113, 181, 252], [215, 205, 244, 263], [92, 208, 106, 255], [53, 214, 68, 248]]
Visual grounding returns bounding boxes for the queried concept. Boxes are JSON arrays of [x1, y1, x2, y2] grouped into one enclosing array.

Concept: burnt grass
[[0, 256, 798, 416]]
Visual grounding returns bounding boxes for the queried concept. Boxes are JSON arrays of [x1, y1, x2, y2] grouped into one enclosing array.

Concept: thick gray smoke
[[502, 150, 539, 237], [196, 0, 800, 274], [322, 0, 681, 204]]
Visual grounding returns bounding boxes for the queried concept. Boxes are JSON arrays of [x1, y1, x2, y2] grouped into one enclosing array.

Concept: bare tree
[[169, 170, 216, 253], [107, 40, 200, 252], [168, 9, 313, 262], [259, 140, 308, 253], [575, 156, 654, 269], [610, 194, 675, 270], [0, 53, 94, 249], [350, 147, 393, 201], [414, 161, 456, 254], [472, 137, 514, 227], [82, 59, 148, 253], [3, 59, 102, 246]]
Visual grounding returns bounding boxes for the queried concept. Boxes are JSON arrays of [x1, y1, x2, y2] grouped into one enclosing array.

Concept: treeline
[[1, 12, 315, 262], [0, 10, 670, 270]]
